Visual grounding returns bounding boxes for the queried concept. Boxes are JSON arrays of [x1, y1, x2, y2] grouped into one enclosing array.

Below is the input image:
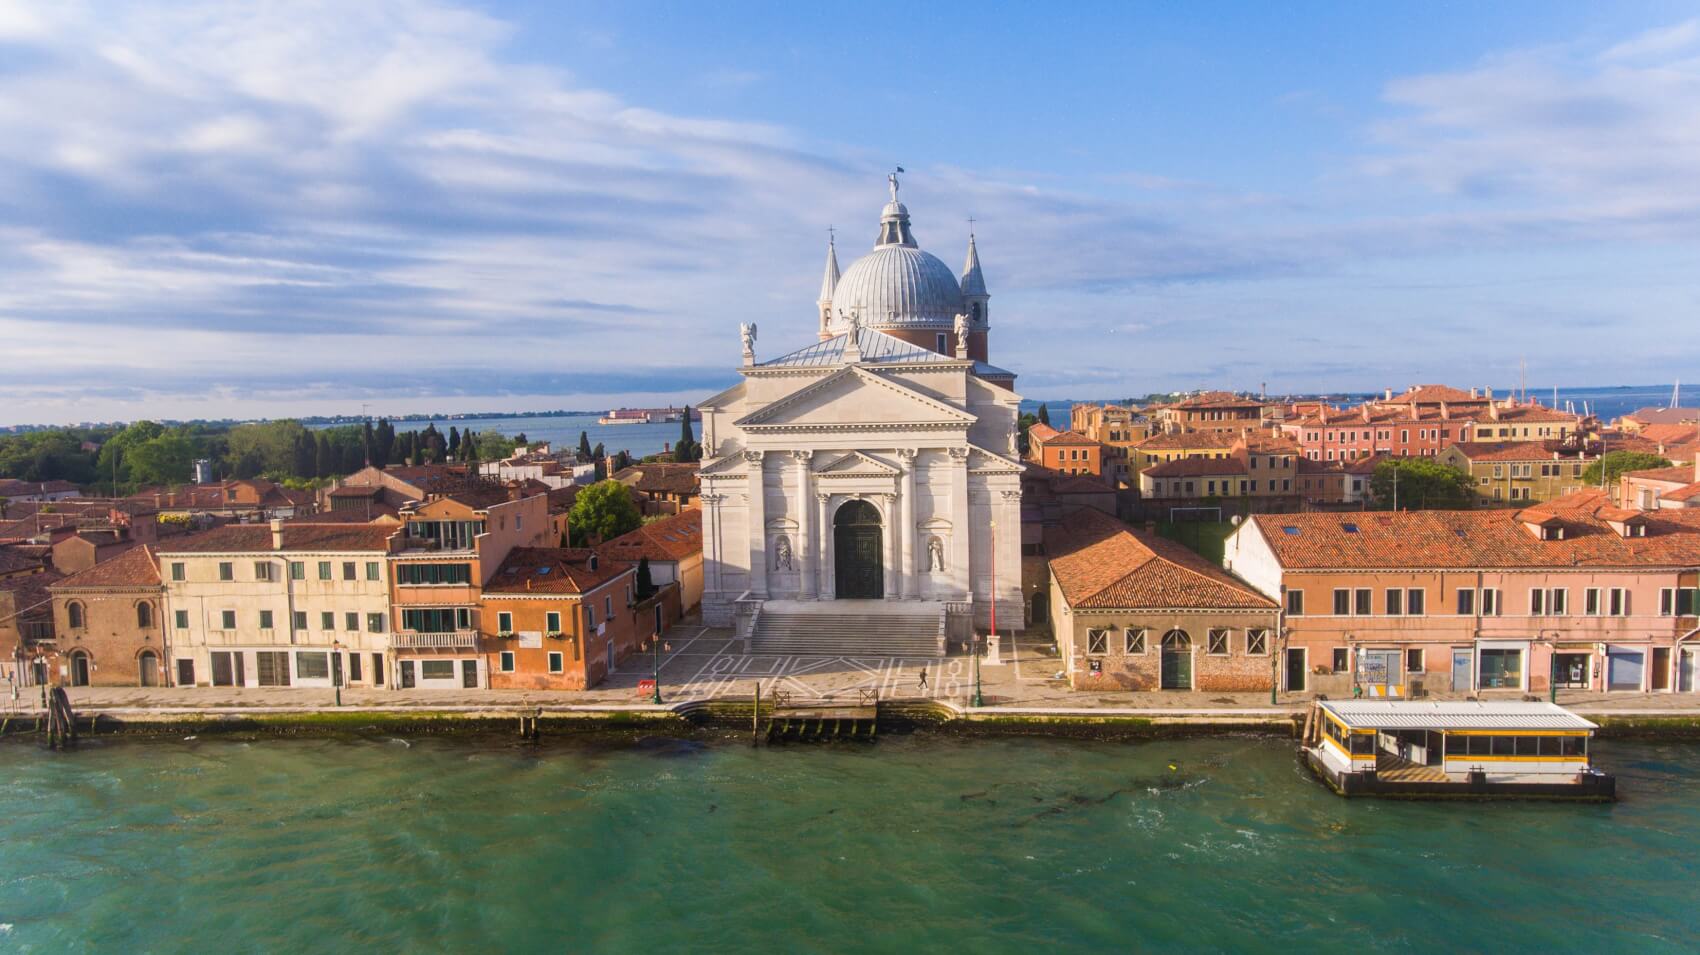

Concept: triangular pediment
[[813, 451, 898, 477], [697, 453, 747, 476], [735, 365, 974, 431], [968, 445, 1025, 473]]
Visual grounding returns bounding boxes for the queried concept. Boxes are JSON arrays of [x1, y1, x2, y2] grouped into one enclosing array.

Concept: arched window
[[1162, 629, 1191, 650], [67, 601, 84, 629], [136, 602, 153, 628]]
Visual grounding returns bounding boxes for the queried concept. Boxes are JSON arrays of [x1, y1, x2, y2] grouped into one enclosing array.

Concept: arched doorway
[[1160, 630, 1192, 690], [833, 499, 883, 599], [69, 651, 92, 687], [138, 650, 159, 687]]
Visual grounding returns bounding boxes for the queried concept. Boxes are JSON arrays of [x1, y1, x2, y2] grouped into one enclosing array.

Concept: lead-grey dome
[[822, 180, 968, 334]]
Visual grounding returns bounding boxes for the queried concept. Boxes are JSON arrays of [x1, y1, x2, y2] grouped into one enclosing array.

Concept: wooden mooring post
[[47, 687, 77, 750]]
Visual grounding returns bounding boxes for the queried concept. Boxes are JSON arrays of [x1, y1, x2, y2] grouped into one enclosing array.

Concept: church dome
[[827, 245, 966, 332]]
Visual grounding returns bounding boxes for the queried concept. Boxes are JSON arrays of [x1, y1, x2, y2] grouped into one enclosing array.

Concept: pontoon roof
[[1319, 701, 1597, 732]]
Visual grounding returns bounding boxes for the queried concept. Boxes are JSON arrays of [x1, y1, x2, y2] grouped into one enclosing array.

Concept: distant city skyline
[[3, 1, 1699, 425]]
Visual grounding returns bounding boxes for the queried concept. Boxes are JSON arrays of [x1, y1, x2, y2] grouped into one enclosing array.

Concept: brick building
[[1027, 423, 1103, 477], [1045, 506, 1279, 691], [48, 545, 165, 686], [479, 547, 641, 690]]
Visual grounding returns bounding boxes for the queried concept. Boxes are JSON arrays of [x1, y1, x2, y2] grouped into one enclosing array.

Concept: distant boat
[[597, 406, 702, 426]]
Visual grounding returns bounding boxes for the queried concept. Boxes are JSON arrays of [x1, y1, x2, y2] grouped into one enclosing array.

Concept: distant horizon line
[[0, 382, 1685, 432]]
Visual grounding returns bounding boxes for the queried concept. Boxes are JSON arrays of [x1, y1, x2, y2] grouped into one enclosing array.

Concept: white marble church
[[698, 175, 1024, 650]]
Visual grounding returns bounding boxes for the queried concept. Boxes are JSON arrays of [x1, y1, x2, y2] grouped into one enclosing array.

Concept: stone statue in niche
[[927, 535, 946, 572], [773, 534, 793, 571]]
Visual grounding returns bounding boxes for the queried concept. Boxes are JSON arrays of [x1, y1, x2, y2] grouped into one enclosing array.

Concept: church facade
[[698, 177, 1024, 641]]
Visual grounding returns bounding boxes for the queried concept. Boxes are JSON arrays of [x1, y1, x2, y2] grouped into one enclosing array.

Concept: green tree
[[635, 556, 654, 598], [1581, 451, 1672, 487], [1037, 403, 1051, 426], [1016, 411, 1039, 456], [374, 419, 394, 467], [568, 480, 642, 545], [292, 431, 316, 478], [315, 433, 334, 479], [578, 430, 593, 461], [448, 426, 461, 455], [362, 420, 376, 467], [126, 434, 196, 487], [225, 421, 308, 477], [1370, 458, 1474, 510], [462, 431, 481, 467]]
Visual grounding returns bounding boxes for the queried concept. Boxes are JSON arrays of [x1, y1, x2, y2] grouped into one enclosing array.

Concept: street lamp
[[650, 633, 663, 704], [332, 639, 344, 707]]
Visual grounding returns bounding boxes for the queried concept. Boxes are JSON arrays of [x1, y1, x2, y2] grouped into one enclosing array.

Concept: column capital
[[947, 446, 971, 461], [816, 491, 833, 504], [1000, 489, 1022, 503], [741, 449, 765, 466], [790, 449, 813, 462], [895, 447, 917, 464]]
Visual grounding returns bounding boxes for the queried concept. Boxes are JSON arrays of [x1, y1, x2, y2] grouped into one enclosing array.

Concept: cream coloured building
[[698, 177, 1024, 652], [158, 521, 397, 689]]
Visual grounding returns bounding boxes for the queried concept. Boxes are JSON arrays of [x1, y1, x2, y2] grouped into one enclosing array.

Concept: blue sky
[[1, 1, 1697, 424]]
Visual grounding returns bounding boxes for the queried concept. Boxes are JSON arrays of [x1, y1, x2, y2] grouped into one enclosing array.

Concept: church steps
[[752, 610, 943, 658]]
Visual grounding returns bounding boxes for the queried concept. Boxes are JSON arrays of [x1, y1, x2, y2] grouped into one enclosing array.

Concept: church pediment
[[967, 445, 1024, 474], [734, 365, 974, 432], [813, 451, 898, 478]]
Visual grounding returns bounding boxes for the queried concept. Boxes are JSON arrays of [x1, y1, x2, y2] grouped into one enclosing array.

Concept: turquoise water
[[1, 734, 1695, 953]]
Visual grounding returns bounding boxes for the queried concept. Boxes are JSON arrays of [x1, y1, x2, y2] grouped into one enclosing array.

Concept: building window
[[220, 610, 237, 630], [171, 562, 185, 581], [345, 612, 359, 631], [1584, 588, 1601, 616], [1608, 588, 1628, 617], [218, 562, 234, 581], [420, 660, 454, 680], [1481, 589, 1501, 616], [321, 611, 335, 630], [498, 611, 514, 633], [1247, 629, 1268, 655], [254, 561, 273, 582], [546, 611, 562, 633], [936, 332, 948, 353], [1333, 589, 1350, 615], [65, 601, 84, 629], [1530, 589, 1545, 615], [1406, 589, 1424, 615], [499, 651, 515, 673], [350, 654, 363, 683], [1479, 648, 1523, 689], [293, 611, 307, 630], [289, 561, 305, 580], [366, 613, 384, 633], [366, 562, 381, 581], [605, 595, 612, 618], [256, 651, 290, 686], [296, 652, 329, 680], [258, 610, 274, 630], [342, 562, 356, 581], [1549, 589, 1568, 615], [1207, 629, 1229, 655], [175, 610, 189, 630], [548, 652, 564, 674], [1355, 589, 1372, 616], [1086, 629, 1108, 655], [1286, 590, 1304, 615], [318, 561, 332, 580], [1332, 648, 1350, 673], [1406, 648, 1425, 673], [1384, 589, 1403, 616]]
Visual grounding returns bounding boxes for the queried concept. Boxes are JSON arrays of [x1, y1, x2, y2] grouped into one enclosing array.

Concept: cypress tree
[[448, 426, 461, 454], [315, 433, 333, 478], [636, 556, 654, 598], [362, 420, 375, 466], [1037, 403, 1051, 426], [578, 430, 593, 460]]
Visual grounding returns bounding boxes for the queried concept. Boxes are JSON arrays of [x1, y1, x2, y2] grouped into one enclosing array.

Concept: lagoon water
[[2, 735, 1696, 953]]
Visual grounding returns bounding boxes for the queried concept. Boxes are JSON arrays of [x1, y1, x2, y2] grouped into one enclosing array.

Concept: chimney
[[1360, 404, 1371, 423], [1440, 401, 1450, 420], [1384, 388, 1393, 402], [1470, 387, 1478, 398], [269, 518, 284, 551], [1693, 450, 1699, 483], [1489, 404, 1500, 421], [1484, 387, 1494, 400]]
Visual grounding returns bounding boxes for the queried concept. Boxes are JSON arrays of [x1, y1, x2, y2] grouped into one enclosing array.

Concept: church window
[[936, 333, 948, 354]]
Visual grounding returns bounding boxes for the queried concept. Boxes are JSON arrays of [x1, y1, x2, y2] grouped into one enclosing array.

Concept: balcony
[[391, 630, 480, 649]]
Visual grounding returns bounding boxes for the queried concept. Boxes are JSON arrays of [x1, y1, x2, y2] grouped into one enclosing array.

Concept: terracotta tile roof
[[1027, 423, 1060, 444], [1623, 407, 1700, 426], [1248, 500, 1700, 570], [614, 463, 700, 496], [599, 509, 703, 563], [0, 545, 46, 576], [1033, 428, 1098, 448], [1136, 431, 1235, 451], [432, 480, 521, 510], [1448, 440, 1575, 462], [482, 547, 631, 595], [1664, 482, 1700, 503], [0, 479, 80, 497], [1046, 507, 1275, 611], [1168, 391, 1266, 410], [1144, 456, 1247, 478], [51, 545, 160, 589], [159, 523, 395, 554], [1485, 404, 1580, 424], [285, 509, 399, 524], [1637, 423, 1700, 445], [0, 568, 64, 620], [1388, 385, 1483, 405], [1626, 464, 1695, 484]]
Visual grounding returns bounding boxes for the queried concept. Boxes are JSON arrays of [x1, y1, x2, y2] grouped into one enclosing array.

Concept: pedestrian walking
[[917, 667, 929, 691]]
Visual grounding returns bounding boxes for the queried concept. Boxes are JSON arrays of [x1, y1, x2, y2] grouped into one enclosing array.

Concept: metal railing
[[390, 630, 480, 649]]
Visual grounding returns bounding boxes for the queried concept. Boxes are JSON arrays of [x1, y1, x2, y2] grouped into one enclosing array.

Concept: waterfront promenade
[[15, 623, 1700, 722]]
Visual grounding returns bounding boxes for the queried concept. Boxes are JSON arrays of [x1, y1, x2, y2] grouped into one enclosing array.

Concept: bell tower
[[960, 233, 990, 362], [817, 229, 840, 342]]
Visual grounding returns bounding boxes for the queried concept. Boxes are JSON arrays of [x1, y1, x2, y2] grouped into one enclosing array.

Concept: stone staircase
[[751, 604, 944, 658]]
